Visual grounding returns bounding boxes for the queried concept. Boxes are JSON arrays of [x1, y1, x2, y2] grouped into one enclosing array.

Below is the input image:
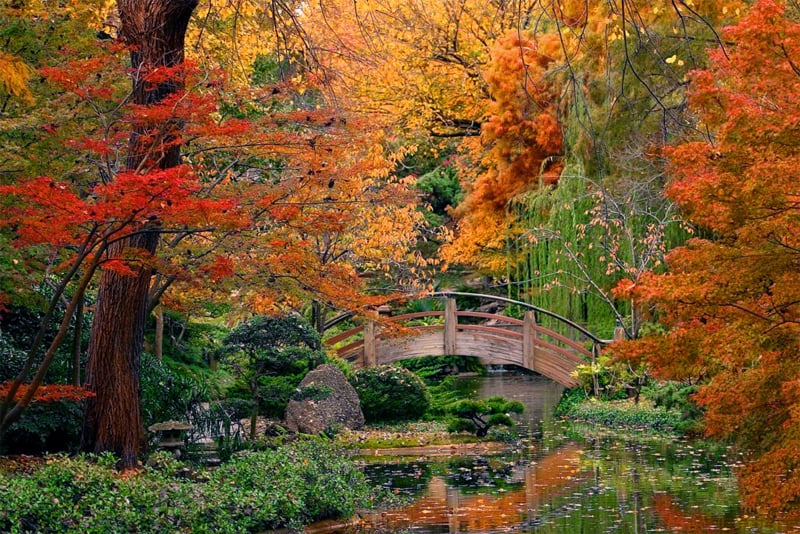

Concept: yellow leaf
[[0, 51, 34, 103], [665, 54, 677, 64]]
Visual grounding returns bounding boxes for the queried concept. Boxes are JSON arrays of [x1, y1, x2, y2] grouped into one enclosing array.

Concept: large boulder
[[284, 364, 364, 434]]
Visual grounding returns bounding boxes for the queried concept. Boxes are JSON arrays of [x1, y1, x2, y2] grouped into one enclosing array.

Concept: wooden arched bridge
[[324, 292, 606, 388]]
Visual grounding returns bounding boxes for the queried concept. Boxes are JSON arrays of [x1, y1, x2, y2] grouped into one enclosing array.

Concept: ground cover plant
[[560, 397, 682, 434], [0, 441, 375, 533]]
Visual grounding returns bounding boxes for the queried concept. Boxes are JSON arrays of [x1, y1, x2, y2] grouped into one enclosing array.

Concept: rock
[[284, 364, 365, 434]]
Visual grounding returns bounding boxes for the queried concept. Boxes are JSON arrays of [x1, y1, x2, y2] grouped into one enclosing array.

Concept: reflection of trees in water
[[442, 456, 520, 494], [358, 434, 775, 533], [355, 377, 778, 533], [361, 443, 587, 532], [362, 461, 432, 499]]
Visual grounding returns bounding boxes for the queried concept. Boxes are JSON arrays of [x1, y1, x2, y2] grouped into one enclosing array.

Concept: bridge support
[[522, 311, 537, 371], [444, 298, 457, 355], [364, 321, 377, 367]]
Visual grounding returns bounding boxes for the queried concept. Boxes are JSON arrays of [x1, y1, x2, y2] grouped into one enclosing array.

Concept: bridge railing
[[324, 295, 602, 387]]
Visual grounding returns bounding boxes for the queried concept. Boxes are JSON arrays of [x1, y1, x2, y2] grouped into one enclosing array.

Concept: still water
[[351, 374, 800, 533]]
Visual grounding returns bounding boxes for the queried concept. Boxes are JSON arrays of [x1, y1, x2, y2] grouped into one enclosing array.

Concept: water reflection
[[354, 434, 800, 533], [331, 374, 800, 533], [360, 443, 587, 532]]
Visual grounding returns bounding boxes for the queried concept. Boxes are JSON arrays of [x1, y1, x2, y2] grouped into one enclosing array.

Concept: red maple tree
[[612, 0, 800, 517]]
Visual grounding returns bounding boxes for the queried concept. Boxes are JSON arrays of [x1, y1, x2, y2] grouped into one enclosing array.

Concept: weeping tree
[[507, 168, 686, 340], [81, 0, 199, 467]]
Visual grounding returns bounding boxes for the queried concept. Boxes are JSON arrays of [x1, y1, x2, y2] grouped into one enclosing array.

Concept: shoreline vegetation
[[0, 384, 708, 532], [0, 441, 378, 533], [0, 389, 713, 532]]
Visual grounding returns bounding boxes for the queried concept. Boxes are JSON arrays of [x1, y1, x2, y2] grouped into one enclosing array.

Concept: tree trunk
[[154, 306, 164, 360], [82, 0, 197, 468], [82, 231, 158, 466]]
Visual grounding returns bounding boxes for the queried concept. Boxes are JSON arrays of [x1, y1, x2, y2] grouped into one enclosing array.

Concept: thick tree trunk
[[82, 231, 158, 465], [82, 0, 197, 467]]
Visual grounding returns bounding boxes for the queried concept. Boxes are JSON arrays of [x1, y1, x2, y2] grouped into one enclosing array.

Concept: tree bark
[[82, 231, 158, 466], [82, 0, 197, 467]]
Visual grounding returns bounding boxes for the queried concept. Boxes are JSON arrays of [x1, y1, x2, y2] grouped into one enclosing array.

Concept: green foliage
[[444, 397, 524, 437], [140, 352, 205, 428], [0, 441, 375, 533], [186, 399, 250, 462], [0, 299, 91, 384], [644, 381, 704, 435], [0, 328, 27, 382], [554, 387, 589, 416], [426, 375, 476, 417], [351, 365, 431, 423], [564, 398, 682, 433], [572, 353, 648, 400], [415, 165, 463, 226], [0, 400, 84, 455], [400, 355, 485, 380], [218, 315, 327, 420], [156, 313, 227, 377], [506, 169, 687, 339]]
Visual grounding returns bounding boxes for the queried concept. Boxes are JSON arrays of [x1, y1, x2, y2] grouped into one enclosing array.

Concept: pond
[[344, 374, 800, 533]]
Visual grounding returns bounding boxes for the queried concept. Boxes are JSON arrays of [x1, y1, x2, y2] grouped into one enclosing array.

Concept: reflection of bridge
[[324, 292, 605, 388]]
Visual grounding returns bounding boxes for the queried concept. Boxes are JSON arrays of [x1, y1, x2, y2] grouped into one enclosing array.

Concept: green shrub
[[0, 442, 375, 533], [554, 387, 589, 416], [217, 315, 327, 433], [572, 354, 648, 400], [140, 352, 204, 428], [351, 365, 431, 423], [644, 381, 704, 434], [0, 400, 84, 454], [444, 397, 524, 437]]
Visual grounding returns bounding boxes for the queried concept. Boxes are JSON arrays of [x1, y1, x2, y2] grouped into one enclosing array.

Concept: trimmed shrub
[[351, 365, 431, 423], [217, 315, 327, 428], [444, 397, 524, 437]]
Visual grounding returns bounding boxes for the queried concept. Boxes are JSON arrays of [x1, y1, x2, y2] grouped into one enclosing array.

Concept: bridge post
[[444, 297, 457, 355], [364, 321, 377, 367], [522, 311, 537, 371]]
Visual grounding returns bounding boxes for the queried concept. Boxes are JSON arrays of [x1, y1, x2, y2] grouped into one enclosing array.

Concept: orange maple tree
[[611, 0, 800, 517], [442, 31, 564, 270]]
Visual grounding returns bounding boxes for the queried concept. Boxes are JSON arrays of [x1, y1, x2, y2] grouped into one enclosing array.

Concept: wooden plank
[[532, 326, 594, 357]]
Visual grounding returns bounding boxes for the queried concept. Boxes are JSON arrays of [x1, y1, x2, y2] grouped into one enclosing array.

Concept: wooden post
[[613, 321, 627, 341], [591, 342, 601, 397], [444, 297, 457, 355], [522, 311, 537, 371], [364, 321, 377, 367]]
